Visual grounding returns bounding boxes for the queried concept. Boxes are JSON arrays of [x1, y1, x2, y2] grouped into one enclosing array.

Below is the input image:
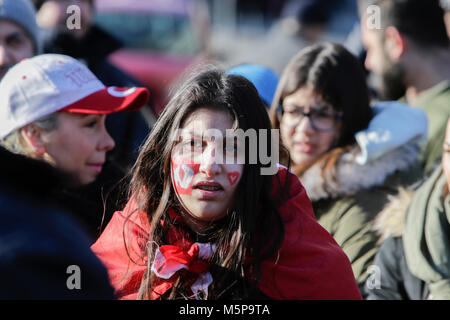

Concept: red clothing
[[91, 167, 362, 300]]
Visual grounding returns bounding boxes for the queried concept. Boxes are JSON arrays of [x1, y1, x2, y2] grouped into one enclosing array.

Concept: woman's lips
[[193, 181, 224, 199], [86, 163, 104, 174], [293, 142, 315, 153]]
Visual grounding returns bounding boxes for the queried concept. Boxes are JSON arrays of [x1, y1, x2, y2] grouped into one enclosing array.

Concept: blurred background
[[91, 0, 362, 117]]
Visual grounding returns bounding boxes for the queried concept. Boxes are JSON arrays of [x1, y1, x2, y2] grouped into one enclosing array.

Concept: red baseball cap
[[62, 86, 150, 114], [0, 54, 150, 138]]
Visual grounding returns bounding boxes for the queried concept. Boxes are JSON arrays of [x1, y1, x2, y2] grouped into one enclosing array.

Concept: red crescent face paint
[[171, 157, 200, 196], [227, 171, 240, 186]]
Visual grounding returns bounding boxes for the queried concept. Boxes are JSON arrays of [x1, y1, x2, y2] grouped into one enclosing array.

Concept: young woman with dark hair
[[91, 68, 362, 300], [270, 42, 427, 293]]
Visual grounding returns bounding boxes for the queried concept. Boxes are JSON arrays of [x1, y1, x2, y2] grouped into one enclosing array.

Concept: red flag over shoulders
[[260, 165, 362, 299], [91, 166, 362, 300]]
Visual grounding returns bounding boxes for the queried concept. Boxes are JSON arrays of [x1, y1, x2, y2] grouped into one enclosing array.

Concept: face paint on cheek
[[171, 158, 200, 195], [227, 171, 240, 186]]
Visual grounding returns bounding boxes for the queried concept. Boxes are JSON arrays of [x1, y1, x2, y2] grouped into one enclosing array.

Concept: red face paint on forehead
[[227, 172, 240, 186], [171, 157, 200, 196]]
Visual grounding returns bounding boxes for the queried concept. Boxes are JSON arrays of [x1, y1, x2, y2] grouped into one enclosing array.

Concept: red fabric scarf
[[149, 209, 214, 299]]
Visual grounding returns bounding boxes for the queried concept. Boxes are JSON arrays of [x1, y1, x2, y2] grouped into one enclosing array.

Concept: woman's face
[[170, 107, 244, 227], [280, 86, 342, 165], [442, 119, 450, 191], [40, 112, 115, 185]]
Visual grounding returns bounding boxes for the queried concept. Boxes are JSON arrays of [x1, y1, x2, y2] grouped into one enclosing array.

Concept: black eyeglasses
[[278, 105, 343, 131]]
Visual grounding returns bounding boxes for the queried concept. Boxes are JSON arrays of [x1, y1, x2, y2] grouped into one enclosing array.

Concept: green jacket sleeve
[[316, 192, 383, 290]]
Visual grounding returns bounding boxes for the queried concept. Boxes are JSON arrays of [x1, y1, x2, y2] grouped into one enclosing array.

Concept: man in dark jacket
[[33, 0, 152, 169], [0, 146, 115, 299]]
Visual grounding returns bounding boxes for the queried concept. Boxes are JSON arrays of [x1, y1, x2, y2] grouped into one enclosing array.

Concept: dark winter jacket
[[0, 146, 115, 299], [365, 236, 429, 300], [52, 160, 130, 244]]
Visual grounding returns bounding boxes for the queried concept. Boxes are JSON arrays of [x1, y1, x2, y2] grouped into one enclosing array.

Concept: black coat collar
[[0, 147, 69, 199]]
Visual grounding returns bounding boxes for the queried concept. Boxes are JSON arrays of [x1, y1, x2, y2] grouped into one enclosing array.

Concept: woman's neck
[[178, 209, 213, 236]]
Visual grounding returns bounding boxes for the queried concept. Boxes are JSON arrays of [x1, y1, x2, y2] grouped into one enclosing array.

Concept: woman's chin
[[185, 203, 228, 223], [291, 153, 317, 166]]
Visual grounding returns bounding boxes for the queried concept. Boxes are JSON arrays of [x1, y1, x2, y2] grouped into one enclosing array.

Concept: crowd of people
[[0, 0, 449, 300]]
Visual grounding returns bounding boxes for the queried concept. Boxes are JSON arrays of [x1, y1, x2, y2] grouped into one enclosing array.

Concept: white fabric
[[191, 272, 214, 300], [196, 243, 216, 259], [354, 101, 428, 165]]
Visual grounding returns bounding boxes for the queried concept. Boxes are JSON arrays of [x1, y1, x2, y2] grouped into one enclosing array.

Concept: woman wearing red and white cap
[[0, 53, 149, 240]]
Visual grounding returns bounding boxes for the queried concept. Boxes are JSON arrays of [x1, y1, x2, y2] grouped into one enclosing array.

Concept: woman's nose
[[199, 144, 221, 177], [294, 115, 315, 135], [99, 127, 115, 152]]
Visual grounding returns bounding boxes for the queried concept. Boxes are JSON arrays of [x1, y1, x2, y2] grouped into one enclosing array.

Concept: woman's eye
[[317, 112, 330, 118], [314, 110, 334, 118], [7, 35, 25, 47], [288, 109, 302, 115], [183, 139, 203, 152], [85, 121, 97, 128], [190, 139, 202, 147]]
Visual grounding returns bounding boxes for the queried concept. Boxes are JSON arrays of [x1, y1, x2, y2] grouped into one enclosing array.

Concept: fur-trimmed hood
[[300, 142, 420, 202], [372, 187, 414, 243], [372, 160, 442, 244]]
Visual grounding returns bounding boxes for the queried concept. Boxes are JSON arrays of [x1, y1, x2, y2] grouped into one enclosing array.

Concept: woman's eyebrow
[[283, 104, 331, 111], [178, 131, 202, 140], [79, 114, 101, 121], [313, 104, 333, 111], [282, 104, 304, 109]]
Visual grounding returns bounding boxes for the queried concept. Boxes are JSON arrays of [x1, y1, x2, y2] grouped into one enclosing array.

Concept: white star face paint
[[170, 107, 243, 224], [171, 158, 200, 196]]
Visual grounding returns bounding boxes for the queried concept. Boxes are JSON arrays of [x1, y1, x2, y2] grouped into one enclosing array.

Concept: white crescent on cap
[[107, 87, 137, 97]]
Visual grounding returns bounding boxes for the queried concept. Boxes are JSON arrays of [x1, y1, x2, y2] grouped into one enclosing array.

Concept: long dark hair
[[270, 43, 373, 175], [127, 68, 286, 299]]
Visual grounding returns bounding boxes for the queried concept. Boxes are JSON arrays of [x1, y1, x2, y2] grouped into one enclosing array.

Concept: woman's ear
[[20, 124, 45, 156]]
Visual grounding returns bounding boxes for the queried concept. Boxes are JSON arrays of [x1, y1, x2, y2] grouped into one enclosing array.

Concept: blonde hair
[[0, 113, 59, 156]]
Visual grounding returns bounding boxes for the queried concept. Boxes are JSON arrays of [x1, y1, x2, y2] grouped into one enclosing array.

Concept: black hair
[[271, 42, 372, 148], [359, 0, 449, 48]]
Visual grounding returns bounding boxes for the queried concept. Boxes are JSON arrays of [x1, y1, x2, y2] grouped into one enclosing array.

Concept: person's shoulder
[[91, 197, 148, 265], [260, 166, 362, 299], [0, 147, 69, 200], [0, 187, 115, 299], [413, 80, 450, 111], [90, 199, 148, 300], [270, 164, 311, 207]]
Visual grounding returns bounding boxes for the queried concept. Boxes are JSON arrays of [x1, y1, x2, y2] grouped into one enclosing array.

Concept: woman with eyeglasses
[[270, 43, 428, 295]]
